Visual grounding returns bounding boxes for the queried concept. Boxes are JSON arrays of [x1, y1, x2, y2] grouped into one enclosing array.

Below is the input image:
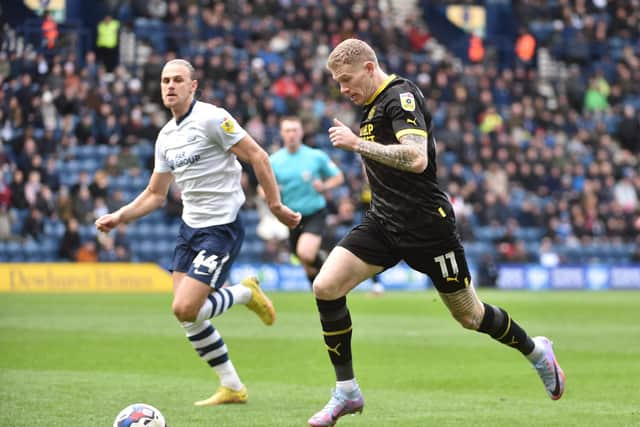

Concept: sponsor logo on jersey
[[399, 92, 415, 111], [168, 150, 201, 170], [360, 123, 375, 141], [220, 116, 236, 133]]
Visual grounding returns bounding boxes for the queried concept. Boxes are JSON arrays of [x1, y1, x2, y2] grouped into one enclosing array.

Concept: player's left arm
[[329, 118, 427, 173], [230, 135, 301, 228]]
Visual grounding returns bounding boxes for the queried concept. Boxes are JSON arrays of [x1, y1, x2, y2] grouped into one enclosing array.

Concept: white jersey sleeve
[[154, 136, 172, 173], [205, 107, 246, 151]]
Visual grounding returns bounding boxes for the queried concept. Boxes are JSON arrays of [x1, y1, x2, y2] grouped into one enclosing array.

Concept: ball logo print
[[113, 403, 167, 427]]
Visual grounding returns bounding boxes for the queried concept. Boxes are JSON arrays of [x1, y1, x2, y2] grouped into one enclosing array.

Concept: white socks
[[526, 338, 545, 363], [227, 282, 252, 304], [214, 360, 244, 391], [336, 379, 358, 394]]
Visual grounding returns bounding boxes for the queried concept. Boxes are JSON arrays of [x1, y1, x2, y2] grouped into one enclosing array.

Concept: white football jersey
[[154, 101, 246, 228]]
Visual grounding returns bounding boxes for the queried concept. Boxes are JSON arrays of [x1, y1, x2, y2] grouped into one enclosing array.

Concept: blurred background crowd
[[1, 0, 639, 281]]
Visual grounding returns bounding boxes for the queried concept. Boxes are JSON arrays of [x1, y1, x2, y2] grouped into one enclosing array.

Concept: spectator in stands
[[584, 73, 610, 112], [614, 169, 638, 214], [55, 186, 75, 223], [75, 239, 98, 262], [106, 189, 126, 213], [72, 185, 94, 225], [75, 113, 96, 144], [58, 217, 81, 260], [89, 169, 110, 200], [116, 145, 141, 175], [21, 208, 44, 241], [103, 153, 124, 177], [41, 10, 59, 50], [34, 185, 56, 218], [70, 171, 91, 197], [0, 206, 11, 241], [616, 104, 640, 153], [476, 254, 498, 287], [41, 157, 60, 192], [23, 170, 42, 208], [515, 27, 536, 68], [113, 223, 131, 254]]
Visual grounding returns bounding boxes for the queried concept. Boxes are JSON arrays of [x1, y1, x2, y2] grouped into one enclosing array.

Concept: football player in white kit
[[96, 59, 301, 406]]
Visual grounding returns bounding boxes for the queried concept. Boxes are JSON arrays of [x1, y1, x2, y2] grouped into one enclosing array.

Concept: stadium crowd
[[0, 0, 639, 269]]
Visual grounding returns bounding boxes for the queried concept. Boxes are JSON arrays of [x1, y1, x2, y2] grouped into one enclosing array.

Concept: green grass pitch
[[1, 290, 639, 426]]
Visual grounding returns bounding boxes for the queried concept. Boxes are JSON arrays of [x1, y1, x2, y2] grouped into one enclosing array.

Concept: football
[[113, 403, 167, 427]]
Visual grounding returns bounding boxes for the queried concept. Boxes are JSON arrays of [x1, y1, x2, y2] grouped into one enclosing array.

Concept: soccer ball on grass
[[113, 403, 167, 427]]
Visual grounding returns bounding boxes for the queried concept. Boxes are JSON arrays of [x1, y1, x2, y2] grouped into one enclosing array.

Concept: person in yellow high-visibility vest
[[96, 14, 120, 72]]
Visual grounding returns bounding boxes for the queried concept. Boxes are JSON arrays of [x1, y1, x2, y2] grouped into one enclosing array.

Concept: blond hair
[[327, 38, 378, 71], [163, 59, 196, 80]]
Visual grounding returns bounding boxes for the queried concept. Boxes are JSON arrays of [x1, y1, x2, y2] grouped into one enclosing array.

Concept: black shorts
[[338, 214, 471, 293], [289, 208, 328, 254]]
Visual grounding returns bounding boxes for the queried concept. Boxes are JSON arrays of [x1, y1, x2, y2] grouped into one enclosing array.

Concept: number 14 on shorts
[[193, 250, 219, 275]]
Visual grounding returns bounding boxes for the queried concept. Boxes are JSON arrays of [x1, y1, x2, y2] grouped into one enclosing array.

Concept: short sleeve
[[205, 106, 247, 151], [153, 136, 171, 173], [386, 87, 428, 142]]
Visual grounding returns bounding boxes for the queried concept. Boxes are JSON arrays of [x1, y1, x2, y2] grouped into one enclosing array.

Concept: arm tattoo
[[356, 133, 427, 172]]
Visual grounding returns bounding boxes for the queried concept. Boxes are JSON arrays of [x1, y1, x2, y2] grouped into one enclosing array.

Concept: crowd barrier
[[1, 263, 638, 292]]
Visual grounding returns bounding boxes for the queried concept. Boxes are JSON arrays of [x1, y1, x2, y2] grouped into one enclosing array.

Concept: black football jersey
[[359, 75, 454, 246]]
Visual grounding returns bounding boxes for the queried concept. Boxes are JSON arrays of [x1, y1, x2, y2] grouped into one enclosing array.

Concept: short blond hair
[[163, 59, 196, 80], [327, 38, 378, 71]]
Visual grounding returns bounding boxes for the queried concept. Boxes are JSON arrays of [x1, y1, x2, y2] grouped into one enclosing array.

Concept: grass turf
[[1, 290, 639, 426]]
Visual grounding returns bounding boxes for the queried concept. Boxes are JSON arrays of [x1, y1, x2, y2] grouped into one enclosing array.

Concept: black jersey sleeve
[[385, 85, 429, 143]]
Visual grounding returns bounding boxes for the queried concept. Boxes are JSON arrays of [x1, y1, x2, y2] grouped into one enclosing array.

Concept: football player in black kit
[[307, 39, 565, 427]]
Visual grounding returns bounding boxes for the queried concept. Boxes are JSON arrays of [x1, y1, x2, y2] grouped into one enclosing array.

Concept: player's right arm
[[95, 171, 173, 233], [329, 118, 427, 173]]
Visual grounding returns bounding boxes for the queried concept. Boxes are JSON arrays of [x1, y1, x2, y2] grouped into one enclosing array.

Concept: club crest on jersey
[[220, 117, 235, 133], [399, 92, 415, 112], [367, 106, 376, 120]]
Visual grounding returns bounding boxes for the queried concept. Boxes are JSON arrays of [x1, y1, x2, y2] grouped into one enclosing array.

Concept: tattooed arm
[[356, 133, 427, 173], [329, 118, 427, 173]]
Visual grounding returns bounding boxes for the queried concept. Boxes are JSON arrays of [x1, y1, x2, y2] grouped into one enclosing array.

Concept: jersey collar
[[364, 74, 396, 105], [175, 99, 197, 126]]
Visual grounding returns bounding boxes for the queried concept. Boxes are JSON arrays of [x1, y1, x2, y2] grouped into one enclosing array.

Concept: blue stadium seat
[[136, 240, 156, 261], [78, 225, 96, 241], [7, 241, 26, 262], [60, 171, 80, 186], [474, 226, 505, 241], [240, 209, 260, 227]]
